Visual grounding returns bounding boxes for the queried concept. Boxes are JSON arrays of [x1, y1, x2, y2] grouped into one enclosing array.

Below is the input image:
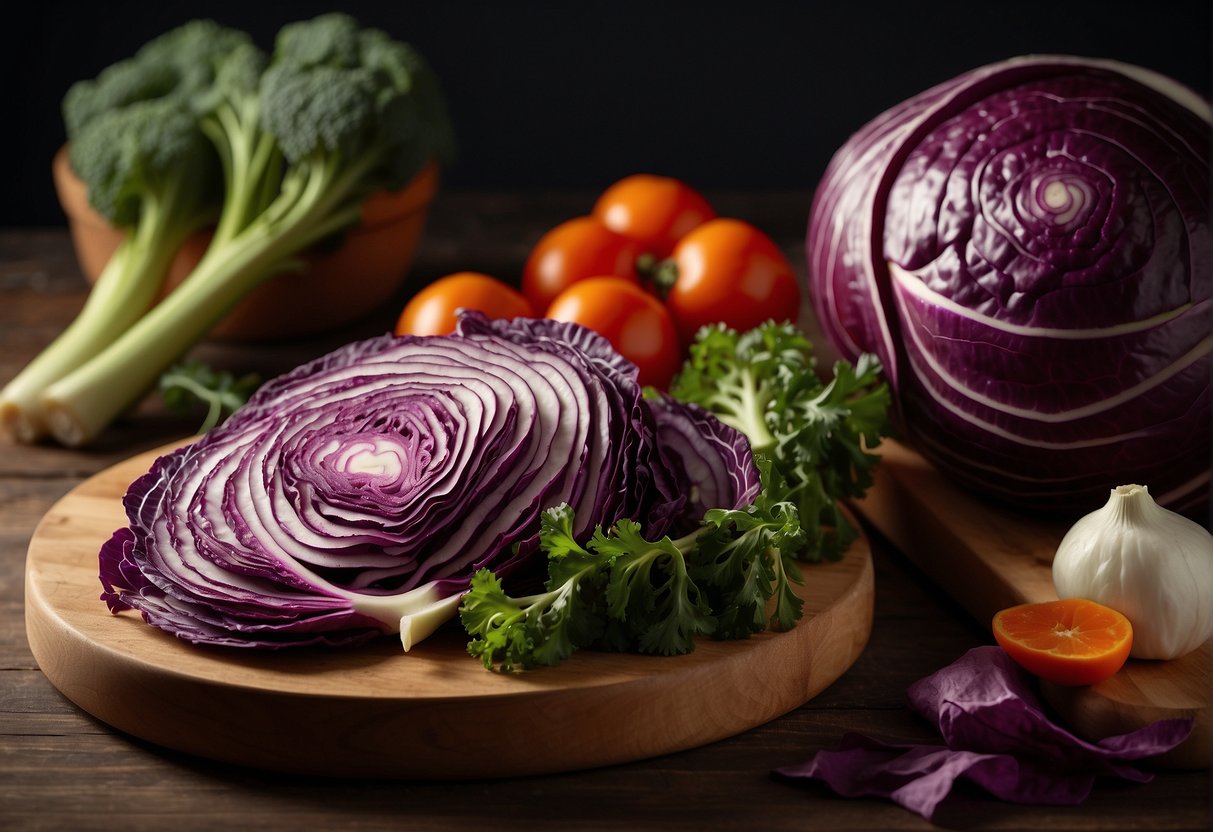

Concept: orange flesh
[[992, 598, 1133, 687]]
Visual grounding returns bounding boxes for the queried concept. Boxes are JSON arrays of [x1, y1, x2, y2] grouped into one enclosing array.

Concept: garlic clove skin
[[1052, 483, 1213, 661]]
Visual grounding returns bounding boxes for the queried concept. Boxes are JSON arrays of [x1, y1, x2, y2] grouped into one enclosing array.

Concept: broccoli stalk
[[40, 156, 366, 444], [196, 41, 283, 248], [0, 159, 205, 441], [0, 21, 254, 442], [32, 14, 454, 446]]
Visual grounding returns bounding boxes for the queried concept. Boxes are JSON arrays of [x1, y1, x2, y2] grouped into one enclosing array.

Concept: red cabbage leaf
[[774, 646, 1193, 820]]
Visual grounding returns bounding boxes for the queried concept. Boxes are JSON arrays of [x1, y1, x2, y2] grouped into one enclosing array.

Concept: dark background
[[2, 1, 1210, 227]]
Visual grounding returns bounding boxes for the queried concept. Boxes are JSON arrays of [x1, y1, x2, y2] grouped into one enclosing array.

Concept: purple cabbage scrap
[[774, 647, 1193, 820]]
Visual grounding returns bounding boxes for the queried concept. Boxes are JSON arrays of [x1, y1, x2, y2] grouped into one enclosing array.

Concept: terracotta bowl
[[52, 147, 439, 342]]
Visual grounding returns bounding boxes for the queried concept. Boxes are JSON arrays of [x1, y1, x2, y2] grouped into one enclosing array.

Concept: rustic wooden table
[[1, 192, 1209, 830]]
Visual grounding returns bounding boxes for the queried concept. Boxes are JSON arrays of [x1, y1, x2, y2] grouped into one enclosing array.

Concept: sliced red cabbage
[[806, 56, 1212, 516], [99, 313, 758, 649]]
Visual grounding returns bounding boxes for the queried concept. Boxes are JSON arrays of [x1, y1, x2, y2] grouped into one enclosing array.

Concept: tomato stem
[[639, 254, 680, 299]]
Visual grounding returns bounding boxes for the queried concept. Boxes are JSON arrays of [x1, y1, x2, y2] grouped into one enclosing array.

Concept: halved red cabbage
[[807, 56, 1212, 516], [99, 314, 758, 649]]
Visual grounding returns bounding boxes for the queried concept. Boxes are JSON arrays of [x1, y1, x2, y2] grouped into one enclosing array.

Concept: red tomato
[[395, 272, 534, 336], [592, 174, 716, 257], [663, 218, 801, 344], [522, 216, 642, 311], [545, 277, 683, 389]]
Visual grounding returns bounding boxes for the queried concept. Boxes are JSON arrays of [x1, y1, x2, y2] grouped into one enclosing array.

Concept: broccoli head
[[62, 59, 180, 138], [63, 19, 253, 139], [259, 65, 379, 165], [272, 12, 364, 69], [259, 14, 455, 191], [68, 97, 219, 227]]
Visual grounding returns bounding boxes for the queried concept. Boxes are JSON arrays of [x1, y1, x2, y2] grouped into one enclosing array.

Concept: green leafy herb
[[159, 359, 260, 434], [461, 465, 808, 672], [463, 322, 892, 671], [668, 321, 891, 561], [594, 519, 715, 656], [460, 507, 608, 672], [693, 458, 807, 639]]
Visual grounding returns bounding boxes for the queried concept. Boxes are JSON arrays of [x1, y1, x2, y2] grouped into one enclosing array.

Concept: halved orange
[[992, 598, 1133, 687]]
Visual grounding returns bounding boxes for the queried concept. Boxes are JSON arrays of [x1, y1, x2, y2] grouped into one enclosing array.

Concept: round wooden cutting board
[[25, 444, 875, 780]]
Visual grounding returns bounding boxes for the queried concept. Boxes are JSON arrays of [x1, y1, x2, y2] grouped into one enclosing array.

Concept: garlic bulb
[[1052, 484, 1213, 660]]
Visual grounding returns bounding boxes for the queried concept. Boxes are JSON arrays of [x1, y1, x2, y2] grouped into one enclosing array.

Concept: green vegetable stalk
[[0, 80, 225, 440]]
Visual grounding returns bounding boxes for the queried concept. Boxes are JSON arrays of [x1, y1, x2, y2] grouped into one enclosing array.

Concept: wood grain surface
[[24, 443, 874, 779], [854, 439, 1212, 769]]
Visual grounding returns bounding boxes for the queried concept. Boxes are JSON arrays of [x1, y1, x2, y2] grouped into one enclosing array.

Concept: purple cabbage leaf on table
[[774, 646, 1193, 820]]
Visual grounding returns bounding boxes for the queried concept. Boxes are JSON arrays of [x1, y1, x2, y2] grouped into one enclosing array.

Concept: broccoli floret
[[32, 14, 456, 447], [68, 98, 219, 227], [259, 15, 455, 188], [133, 18, 250, 74], [260, 64, 379, 164], [273, 12, 363, 68], [62, 19, 251, 138], [0, 24, 244, 442], [62, 60, 179, 138]]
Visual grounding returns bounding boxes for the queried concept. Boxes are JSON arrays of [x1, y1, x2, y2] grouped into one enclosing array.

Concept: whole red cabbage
[[99, 314, 759, 649], [807, 56, 1212, 516]]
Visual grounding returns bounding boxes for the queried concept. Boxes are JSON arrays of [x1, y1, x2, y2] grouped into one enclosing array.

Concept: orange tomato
[[592, 174, 716, 257], [522, 217, 642, 312], [395, 272, 534, 337], [662, 218, 801, 345], [545, 277, 683, 389], [992, 598, 1133, 687]]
